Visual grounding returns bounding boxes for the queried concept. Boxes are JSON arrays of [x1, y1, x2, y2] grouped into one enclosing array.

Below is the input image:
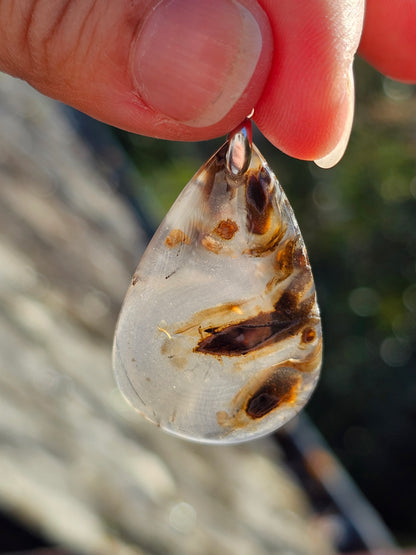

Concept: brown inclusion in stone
[[196, 292, 315, 356], [245, 369, 301, 419]]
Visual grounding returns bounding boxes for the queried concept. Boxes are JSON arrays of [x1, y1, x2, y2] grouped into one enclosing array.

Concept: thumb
[[0, 0, 273, 141]]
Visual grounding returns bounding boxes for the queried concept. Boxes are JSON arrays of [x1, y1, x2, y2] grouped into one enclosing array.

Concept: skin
[[0, 0, 415, 166]]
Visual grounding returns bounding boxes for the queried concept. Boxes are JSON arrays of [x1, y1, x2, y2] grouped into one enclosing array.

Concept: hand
[[0, 1, 415, 167]]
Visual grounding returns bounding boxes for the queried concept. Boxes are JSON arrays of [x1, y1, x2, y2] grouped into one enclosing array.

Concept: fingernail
[[315, 68, 355, 168], [132, 0, 263, 127]]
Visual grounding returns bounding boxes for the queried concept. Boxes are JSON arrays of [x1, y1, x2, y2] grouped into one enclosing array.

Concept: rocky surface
[[0, 73, 333, 555]]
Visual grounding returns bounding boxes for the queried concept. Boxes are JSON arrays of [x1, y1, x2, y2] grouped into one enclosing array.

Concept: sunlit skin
[[0, 0, 415, 165]]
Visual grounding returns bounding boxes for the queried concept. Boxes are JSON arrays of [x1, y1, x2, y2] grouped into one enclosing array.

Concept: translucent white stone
[[113, 124, 322, 444]]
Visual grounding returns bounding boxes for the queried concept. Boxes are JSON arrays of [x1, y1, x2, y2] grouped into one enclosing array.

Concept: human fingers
[[254, 0, 365, 167], [0, 0, 273, 141], [359, 0, 416, 83]]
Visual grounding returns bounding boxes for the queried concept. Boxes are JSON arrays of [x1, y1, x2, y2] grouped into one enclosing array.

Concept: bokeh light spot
[[348, 287, 380, 317], [169, 502, 197, 534], [380, 337, 411, 367]]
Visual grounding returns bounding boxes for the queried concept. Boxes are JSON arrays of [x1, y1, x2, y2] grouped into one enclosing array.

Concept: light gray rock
[[0, 73, 333, 555]]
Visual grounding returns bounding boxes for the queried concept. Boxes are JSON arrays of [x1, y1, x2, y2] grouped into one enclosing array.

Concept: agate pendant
[[113, 120, 322, 444]]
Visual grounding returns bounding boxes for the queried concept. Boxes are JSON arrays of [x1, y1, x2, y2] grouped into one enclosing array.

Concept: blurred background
[[0, 55, 415, 554]]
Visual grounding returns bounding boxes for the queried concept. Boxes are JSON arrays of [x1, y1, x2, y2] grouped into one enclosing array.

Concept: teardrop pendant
[[113, 120, 322, 444]]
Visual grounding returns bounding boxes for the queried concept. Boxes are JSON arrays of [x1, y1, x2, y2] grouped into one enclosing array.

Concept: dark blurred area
[[111, 58, 416, 546]]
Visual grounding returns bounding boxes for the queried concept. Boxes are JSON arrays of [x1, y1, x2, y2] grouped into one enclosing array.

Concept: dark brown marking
[[289, 268, 314, 297], [132, 274, 139, 286], [195, 290, 315, 356], [273, 239, 309, 276], [302, 327, 316, 343], [293, 247, 309, 268], [213, 219, 239, 240], [274, 238, 296, 277], [245, 369, 301, 419], [165, 229, 191, 248], [245, 169, 273, 235], [266, 240, 301, 292], [244, 226, 286, 257]]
